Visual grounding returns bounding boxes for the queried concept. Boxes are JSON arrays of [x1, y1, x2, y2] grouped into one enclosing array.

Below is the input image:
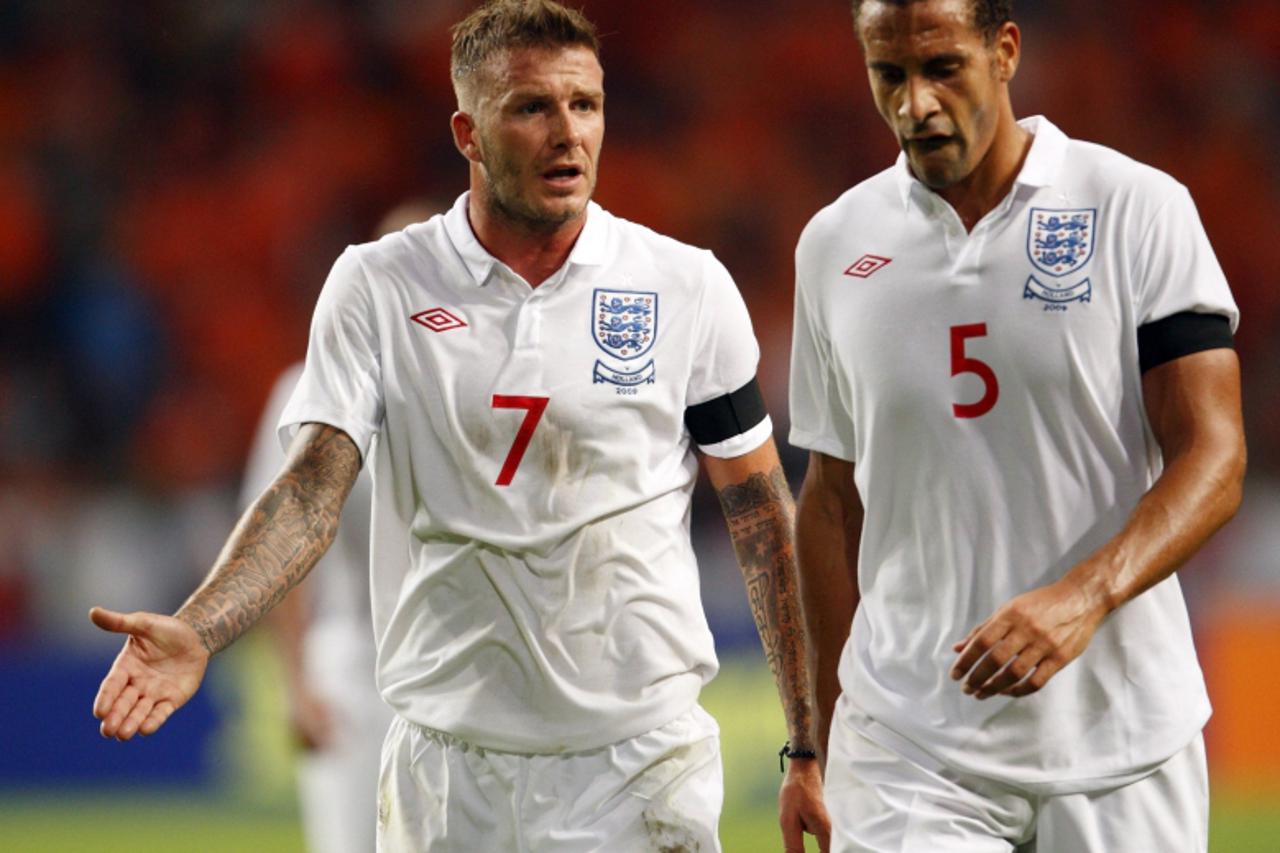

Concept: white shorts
[[825, 711, 1208, 853], [377, 705, 724, 852]]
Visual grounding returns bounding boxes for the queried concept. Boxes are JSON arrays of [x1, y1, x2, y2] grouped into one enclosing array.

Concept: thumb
[[89, 607, 147, 636]]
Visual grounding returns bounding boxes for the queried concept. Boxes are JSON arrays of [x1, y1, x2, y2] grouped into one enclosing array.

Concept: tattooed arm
[[90, 423, 361, 740], [704, 437, 830, 852]]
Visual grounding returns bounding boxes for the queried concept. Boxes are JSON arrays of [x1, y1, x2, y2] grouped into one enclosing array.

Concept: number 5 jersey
[[788, 117, 1238, 792]]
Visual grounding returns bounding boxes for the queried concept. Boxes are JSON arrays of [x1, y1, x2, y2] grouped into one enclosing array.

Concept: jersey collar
[[894, 115, 1069, 209], [443, 192, 608, 287]]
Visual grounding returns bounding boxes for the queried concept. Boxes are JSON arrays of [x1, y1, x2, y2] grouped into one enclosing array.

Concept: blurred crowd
[[1, 0, 1278, 650]]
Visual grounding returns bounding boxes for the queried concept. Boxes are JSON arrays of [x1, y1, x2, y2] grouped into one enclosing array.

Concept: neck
[[467, 183, 586, 288], [937, 107, 1032, 231]]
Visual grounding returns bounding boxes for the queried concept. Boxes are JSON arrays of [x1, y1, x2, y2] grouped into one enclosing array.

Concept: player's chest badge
[[591, 288, 657, 391], [1024, 207, 1096, 311]]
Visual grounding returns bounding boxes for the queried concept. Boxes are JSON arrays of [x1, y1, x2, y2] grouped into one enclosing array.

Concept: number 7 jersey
[[281, 193, 771, 753], [789, 117, 1237, 791]]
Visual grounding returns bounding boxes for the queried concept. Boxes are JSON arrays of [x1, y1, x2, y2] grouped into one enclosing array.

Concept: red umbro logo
[[411, 308, 467, 333], [844, 254, 892, 278]]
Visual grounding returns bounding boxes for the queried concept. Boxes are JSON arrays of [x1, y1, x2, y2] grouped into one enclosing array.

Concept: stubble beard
[[481, 150, 592, 236]]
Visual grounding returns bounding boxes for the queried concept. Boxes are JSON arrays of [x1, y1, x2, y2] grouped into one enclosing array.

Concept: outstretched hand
[[950, 578, 1108, 700], [90, 607, 210, 740], [780, 759, 831, 852]]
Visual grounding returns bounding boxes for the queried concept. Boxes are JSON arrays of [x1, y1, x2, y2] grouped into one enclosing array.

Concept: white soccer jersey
[[282, 193, 771, 753], [790, 116, 1237, 791]]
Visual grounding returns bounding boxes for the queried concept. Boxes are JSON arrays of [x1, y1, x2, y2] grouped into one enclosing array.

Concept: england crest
[[1027, 208, 1096, 278], [593, 289, 657, 361]]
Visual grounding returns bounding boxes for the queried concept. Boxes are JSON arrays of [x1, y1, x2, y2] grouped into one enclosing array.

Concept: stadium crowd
[[1, 0, 1278, 652]]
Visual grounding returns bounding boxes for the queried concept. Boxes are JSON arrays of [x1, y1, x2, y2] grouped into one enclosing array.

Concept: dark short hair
[[451, 0, 600, 100], [851, 0, 1014, 43]]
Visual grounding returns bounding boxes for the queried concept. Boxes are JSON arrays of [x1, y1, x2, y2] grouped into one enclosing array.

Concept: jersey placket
[[922, 188, 1021, 287], [498, 265, 567, 391]]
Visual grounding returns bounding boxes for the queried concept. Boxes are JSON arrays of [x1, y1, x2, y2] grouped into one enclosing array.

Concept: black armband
[[1137, 312, 1233, 373], [684, 376, 767, 446]]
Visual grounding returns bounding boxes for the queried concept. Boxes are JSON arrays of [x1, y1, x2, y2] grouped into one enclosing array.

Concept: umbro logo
[[844, 254, 892, 278], [411, 308, 467, 333]]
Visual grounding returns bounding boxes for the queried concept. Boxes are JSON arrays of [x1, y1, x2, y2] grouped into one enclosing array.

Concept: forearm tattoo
[[715, 465, 815, 751], [177, 425, 360, 655]]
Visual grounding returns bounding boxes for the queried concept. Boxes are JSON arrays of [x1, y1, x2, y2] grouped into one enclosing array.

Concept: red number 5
[[492, 395, 549, 486], [950, 323, 999, 419]]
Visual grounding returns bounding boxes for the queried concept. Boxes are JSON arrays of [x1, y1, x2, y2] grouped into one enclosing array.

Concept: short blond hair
[[451, 0, 600, 108]]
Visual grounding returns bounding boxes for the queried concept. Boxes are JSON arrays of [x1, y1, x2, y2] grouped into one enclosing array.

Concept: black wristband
[[779, 740, 818, 773]]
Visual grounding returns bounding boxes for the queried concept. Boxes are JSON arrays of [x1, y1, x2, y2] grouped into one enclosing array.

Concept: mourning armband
[[1137, 312, 1233, 373], [685, 376, 767, 446]]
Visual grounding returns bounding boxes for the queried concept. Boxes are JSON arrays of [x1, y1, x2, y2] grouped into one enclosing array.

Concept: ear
[[993, 21, 1021, 82], [451, 111, 482, 164]]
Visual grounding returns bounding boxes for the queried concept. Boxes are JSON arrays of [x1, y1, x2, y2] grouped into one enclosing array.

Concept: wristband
[[778, 740, 818, 773]]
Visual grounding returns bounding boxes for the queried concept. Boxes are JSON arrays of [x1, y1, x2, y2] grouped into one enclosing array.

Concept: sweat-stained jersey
[[789, 116, 1237, 792], [282, 193, 771, 753]]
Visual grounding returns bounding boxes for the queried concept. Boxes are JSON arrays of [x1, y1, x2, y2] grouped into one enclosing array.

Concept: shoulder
[[798, 166, 901, 260], [605, 208, 712, 266], [601, 207, 727, 292], [329, 215, 452, 300], [347, 216, 449, 274], [1061, 137, 1189, 214]]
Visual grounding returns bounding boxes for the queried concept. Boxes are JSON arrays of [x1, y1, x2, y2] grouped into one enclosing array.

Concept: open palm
[[90, 607, 210, 740]]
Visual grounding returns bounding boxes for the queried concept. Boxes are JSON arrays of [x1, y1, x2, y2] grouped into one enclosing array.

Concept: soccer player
[[789, 1, 1245, 851], [90, 1, 829, 850]]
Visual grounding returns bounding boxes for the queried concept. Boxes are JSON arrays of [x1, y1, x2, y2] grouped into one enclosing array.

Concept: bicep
[[796, 452, 862, 588], [703, 436, 785, 492], [280, 423, 363, 509], [1141, 348, 1244, 463], [797, 452, 861, 534]]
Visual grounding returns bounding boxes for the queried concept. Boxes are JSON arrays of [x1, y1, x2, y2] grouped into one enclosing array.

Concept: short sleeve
[[685, 251, 771, 457], [279, 248, 384, 462], [788, 228, 857, 462], [1134, 185, 1238, 331]]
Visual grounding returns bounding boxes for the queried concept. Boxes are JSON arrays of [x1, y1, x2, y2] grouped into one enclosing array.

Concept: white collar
[[443, 192, 608, 286]]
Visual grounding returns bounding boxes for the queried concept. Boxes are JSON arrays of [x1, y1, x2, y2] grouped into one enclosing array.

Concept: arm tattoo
[[715, 465, 815, 752], [176, 425, 361, 655]]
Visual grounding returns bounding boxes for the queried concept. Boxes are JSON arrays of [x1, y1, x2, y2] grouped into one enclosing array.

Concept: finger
[[117, 695, 157, 740], [1008, 657, 1063, 697], [93, 666, 130, 720], [101, 684, 141, 739], [139, 701, 175, 736], [807, 810, 833, 852], [974, 649, 1038, 699], [950, 624, 1008, 681], [780, 813, 805, 853], [964, 634, 1024, 695], [89, 607, 148, 636]]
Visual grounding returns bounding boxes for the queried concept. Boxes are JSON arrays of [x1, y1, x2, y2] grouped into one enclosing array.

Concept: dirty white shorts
[[377, 704, 724, 852]]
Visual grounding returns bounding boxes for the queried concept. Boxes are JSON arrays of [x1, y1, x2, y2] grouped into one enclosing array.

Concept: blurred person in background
[[241, 200, 442, 853], [790, 1, 1245, 851], [89, 1, 828, 851]]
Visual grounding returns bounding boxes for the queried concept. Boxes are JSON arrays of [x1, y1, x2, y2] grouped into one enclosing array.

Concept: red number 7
[[491, 395, 550, 486]]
